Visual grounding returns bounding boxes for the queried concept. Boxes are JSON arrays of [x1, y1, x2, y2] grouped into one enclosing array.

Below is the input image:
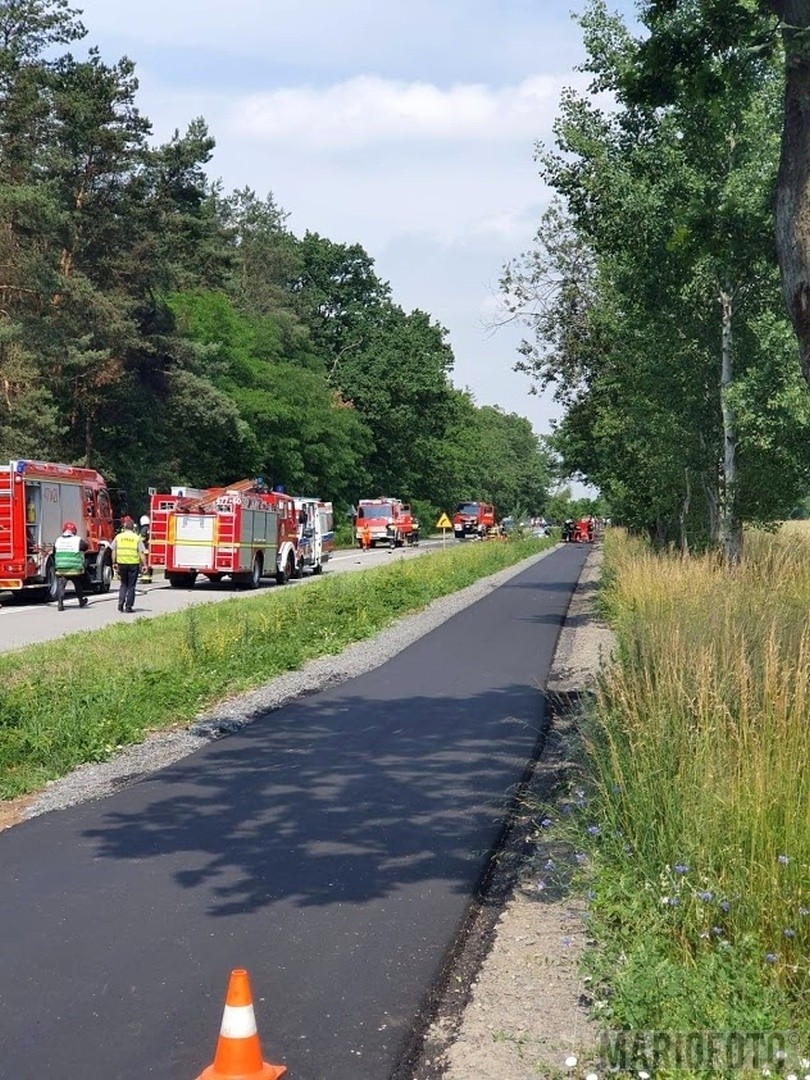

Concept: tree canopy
[[0, 0, 553, 520]]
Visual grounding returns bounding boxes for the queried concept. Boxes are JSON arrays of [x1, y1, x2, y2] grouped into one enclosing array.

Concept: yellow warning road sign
[[435, 512, 452, 529]]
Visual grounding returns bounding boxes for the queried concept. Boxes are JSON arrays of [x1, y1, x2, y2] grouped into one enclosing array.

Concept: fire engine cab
[[0, 459, 117, 599], [148, 479, 299, 588], [293, 497, 333, 576], [355, 498, 419, 548], [453, 501, 497, 540]]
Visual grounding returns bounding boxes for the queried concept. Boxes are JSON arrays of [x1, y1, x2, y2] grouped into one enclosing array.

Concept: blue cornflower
[[783, 928, 796, 939], [765, 952, 778, 964], [673, 863, 689, 875], [778, 854, 790, 865], [667, 896, 680, 907], [587, 824, 601, 837], [719, 899, 731, 912], [574, 852, 588, 865], [540, 817, 553, 829], [799, 906, 810, 917], [543, 858, 554, 871], [697, 890, 714, 902]]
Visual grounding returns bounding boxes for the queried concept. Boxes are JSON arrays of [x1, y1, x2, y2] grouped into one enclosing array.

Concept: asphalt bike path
[[0, 543, 589, 1079]]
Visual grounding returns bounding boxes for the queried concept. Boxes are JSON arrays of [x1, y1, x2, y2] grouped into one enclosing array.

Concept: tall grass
[[0, 536, 549, 800], [582, 529, 810, 1043]]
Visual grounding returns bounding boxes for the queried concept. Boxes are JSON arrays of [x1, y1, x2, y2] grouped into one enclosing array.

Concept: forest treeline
[[0, 0, 552, 520], [503, 0, 810, 556]]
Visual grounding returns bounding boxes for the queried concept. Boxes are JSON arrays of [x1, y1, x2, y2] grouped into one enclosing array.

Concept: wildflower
[[700, 930, 710, 940], [776, 1050, 787, 1062], [565, 1055, 578, 1069], [786, 1073, 798, 1080], [574, 852, 587, 865], [711, 926, 723, 936], [639, 1072, 650, 1080], [543, 859, 554, 871], [536, 880, 546, 892], [673, 863, 689, 875], [587, 824, 601, 837], [540, 817, 553, 829], [764, 952, 778, 964], [612, 782, 623, 793], [778, 854, 790, 865], [719, 899, 731, 912], [585, 1073, 599, 1080], [784, 928, 796, 938], [799, 906, 810, 916], [697, 890, 713, 902], [800, 1059, 809, 1070]]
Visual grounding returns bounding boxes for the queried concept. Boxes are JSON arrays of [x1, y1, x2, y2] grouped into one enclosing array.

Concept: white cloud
[[230, 75, 570, 148]]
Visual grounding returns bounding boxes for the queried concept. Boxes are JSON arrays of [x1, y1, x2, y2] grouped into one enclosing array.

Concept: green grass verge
[[0, 536, 550, 800], [556, 529, 810, 1076]]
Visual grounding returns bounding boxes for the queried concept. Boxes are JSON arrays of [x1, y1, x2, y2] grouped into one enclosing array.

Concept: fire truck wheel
[[276, 552, 295, 586], [237, 555, 262, 589], [168, 572, 197, 588], [41, 557, 57, 603], [312, 562, 323, 575], [96, 555, 113, 594]]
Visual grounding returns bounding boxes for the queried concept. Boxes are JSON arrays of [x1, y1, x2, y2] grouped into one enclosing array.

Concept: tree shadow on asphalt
[[82, 682, 553, 919]]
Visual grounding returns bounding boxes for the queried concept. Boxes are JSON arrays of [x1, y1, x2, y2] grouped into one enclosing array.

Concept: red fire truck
[[0, 459, 117, 599], [149, 479, 300, 588], [355, 498, 419, 548], [452, 501, 497, 540]]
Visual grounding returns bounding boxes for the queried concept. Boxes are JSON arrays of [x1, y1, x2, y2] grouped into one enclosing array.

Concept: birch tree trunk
[[719, 288, 742, 562]]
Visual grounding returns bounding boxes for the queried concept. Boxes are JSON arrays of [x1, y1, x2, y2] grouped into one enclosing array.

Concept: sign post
[[435, 511, 452, 548]]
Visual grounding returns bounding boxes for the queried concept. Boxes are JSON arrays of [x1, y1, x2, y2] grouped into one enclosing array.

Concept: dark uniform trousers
[[117, 564, 140, 612]]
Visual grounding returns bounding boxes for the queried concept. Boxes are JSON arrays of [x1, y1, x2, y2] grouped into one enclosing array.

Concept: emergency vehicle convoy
[[355, 497, 420, 548], [452, 501, 498, 540], [0, 459, 118, 599]]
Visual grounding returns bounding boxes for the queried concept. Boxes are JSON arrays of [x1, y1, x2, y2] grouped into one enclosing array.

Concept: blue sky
[[72, 0, 638, 462]]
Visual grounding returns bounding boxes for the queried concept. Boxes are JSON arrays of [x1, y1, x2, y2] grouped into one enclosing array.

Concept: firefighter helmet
[[62, 521, 77, 534], [139, 515, 150, 527], [121, 515, 135, 527]]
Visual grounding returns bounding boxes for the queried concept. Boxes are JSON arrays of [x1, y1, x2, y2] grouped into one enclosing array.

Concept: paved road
[[0, 539, 447, 654], [0, 543, 589, 1079]]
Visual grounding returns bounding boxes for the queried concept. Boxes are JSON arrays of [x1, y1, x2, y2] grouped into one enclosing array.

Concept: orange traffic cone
[[196, 968, 287, 1079]]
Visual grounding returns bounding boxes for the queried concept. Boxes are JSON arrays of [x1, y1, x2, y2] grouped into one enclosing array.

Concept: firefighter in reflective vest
[[111, 515, 147, 614], [138, 515, 152, 583], [53, 522, 89, 611]]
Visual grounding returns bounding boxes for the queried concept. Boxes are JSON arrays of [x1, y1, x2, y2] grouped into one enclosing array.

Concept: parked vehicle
[[0, 459, 118, 600], [293, 497, 334, 575], [452, 501, 497, 540], [355, 498, 419, 548], [148, 478, 299, 588]]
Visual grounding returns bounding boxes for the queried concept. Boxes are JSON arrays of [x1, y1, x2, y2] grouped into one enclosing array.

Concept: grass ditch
[[550, 527, 810, 1075], [0, 536, 550, 801]]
